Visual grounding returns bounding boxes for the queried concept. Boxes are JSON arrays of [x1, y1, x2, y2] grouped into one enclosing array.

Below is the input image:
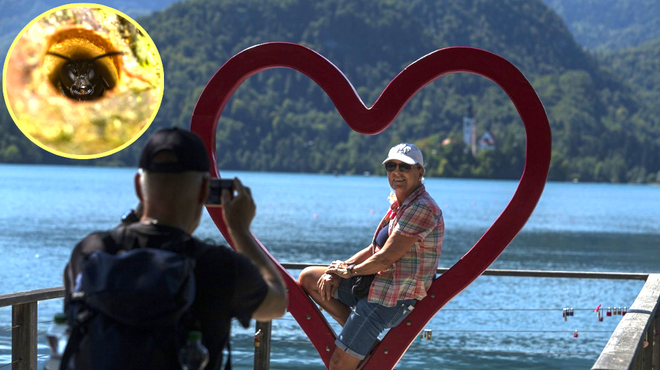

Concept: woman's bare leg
[[299, 266, 351, 325]]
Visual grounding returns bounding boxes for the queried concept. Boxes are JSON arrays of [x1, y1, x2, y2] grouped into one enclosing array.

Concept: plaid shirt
[[368, 185, 444, 307]]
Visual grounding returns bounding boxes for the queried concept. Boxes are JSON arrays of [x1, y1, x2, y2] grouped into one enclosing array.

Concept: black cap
[[139, 127, 210, 173]]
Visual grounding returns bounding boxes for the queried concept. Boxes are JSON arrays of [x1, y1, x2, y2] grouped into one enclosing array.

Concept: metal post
[[12, 302, 38, 370], [254, 321, 272, 370]]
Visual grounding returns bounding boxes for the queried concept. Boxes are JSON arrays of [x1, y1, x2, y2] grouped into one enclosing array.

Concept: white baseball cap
[[382, 143, 424, 167]]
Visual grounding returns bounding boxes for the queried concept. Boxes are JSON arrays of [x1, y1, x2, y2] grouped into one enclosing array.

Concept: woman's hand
[[317, 273, 340, 301], [326, 263, 351, 279], [327, 260, 347, 269]]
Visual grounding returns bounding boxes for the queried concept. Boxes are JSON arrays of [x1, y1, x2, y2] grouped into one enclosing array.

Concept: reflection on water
[[0, 165, 658, 369]]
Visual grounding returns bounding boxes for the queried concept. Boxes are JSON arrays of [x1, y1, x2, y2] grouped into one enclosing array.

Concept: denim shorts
[[333, 277, 416, 360]]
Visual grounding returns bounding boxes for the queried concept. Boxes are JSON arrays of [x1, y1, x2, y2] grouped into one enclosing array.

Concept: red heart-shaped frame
[[190, 42, 551, 369]]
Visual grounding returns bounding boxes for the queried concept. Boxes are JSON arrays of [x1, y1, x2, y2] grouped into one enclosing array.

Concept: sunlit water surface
[[0, 165, 658, 369]]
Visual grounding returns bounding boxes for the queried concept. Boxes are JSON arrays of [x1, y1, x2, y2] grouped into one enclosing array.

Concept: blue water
[[0, 164, 659, 369]]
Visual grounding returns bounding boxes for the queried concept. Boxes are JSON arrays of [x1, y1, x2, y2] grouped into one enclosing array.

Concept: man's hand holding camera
[[220, 178, 255, 233]]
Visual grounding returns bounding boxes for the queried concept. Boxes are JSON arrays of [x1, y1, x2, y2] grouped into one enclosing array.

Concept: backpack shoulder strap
[[60, 226, 138, 370], [59, 309, 92, 370], [106, 225, 138, 253]]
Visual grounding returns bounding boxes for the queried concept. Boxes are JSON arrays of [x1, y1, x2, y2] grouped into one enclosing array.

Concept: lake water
[[0, 164, 659, 369]]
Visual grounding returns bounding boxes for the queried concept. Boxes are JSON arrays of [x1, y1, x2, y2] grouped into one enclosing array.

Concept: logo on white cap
[[397, 145, 411, 154], [383, 143, 424, 167]]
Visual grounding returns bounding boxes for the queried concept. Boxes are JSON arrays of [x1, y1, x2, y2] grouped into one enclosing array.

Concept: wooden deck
[[1, 265, 658, 370]]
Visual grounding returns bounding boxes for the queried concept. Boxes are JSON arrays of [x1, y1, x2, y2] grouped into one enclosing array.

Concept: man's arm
[[227, 228, 288, 321], [221, 178, 288, 321], [62, 232, 106, 310]]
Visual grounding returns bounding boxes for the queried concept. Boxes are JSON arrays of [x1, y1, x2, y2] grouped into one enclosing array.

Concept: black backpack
[[60, 225, 215, 370]]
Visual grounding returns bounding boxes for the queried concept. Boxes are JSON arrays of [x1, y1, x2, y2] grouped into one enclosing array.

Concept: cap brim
[[382, 154, 417, 165]]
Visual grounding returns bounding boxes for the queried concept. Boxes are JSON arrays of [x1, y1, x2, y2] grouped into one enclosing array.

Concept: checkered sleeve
[[393, 202, 437, 241]]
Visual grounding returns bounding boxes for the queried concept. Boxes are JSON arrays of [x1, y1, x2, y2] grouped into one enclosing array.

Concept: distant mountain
[[0, 0, 183, 56], [541, 0, 660, 51], [1, 0, 659, 183], [600, 36, 660, 100]]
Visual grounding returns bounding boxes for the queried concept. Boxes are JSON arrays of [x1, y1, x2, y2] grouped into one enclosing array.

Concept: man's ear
[[135, 172, 144, 202], [198, 175, 210, 205]]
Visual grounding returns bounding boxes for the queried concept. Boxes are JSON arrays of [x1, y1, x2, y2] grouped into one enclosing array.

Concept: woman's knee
[[329, 347, 361, 370], [298, 266, 324, 291]]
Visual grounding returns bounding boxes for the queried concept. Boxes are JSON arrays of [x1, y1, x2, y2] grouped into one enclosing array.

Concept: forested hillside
[[1, 0, 659, 183]]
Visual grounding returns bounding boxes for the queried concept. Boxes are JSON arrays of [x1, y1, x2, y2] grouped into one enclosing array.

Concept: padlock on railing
[[254, 329, 263, 348], [418, 329, 433, 341]]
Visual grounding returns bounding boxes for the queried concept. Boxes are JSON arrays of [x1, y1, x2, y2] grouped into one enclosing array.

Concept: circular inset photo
[[2, 4, 164, 159]]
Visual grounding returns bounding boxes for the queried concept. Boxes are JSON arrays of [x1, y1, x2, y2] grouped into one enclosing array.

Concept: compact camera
[[205, 178, 234, 206]]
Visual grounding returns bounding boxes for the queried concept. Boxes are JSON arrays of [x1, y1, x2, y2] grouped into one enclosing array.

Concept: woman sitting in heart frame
[[299, 142, 445, 370]]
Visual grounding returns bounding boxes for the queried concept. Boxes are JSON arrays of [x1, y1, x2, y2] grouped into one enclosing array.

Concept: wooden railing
[[592, 274, 660, 370], [1, 266, 657, 370], [0, 287, 64, 370]]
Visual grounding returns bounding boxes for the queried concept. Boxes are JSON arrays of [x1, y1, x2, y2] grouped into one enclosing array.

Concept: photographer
[[63, 128, 287, 369]]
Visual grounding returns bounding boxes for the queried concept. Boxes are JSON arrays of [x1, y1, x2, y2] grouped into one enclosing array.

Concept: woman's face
[[386, 160, 424, 199]]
